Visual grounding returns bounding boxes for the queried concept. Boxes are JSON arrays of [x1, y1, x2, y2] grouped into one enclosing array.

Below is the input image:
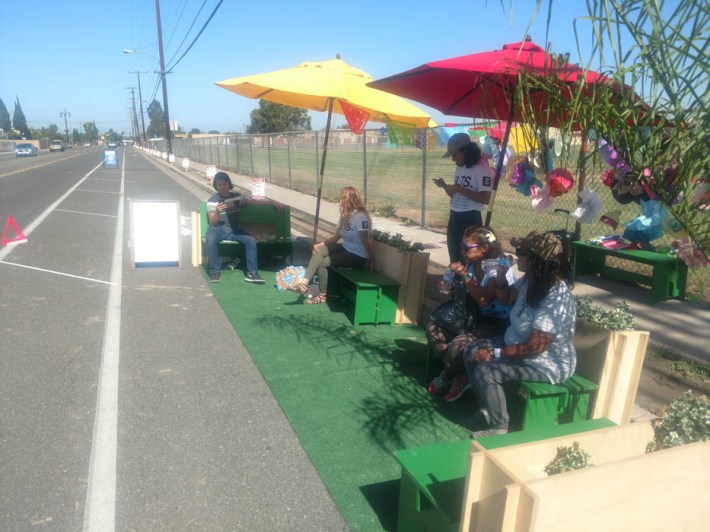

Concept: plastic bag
[[275, 266, 307, 290]]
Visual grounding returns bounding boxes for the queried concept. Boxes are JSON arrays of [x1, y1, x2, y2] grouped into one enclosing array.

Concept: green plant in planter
[[371, 229, 424, 252], [544, 441, 592, 476], [575, 296, 636, 331], [646, 392, 710, 452]]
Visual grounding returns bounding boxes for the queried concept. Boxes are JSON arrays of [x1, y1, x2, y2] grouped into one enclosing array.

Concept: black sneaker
[[244, 272, 265, 284], [209, 272, 221, 283]]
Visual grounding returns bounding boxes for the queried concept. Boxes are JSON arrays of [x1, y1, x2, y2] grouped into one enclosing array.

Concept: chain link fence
[[161, 127, 708, 302]]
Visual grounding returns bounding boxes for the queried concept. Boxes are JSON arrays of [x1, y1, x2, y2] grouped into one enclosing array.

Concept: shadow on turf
[[359, 479, 400, 532], [255, 313, 473, 453]]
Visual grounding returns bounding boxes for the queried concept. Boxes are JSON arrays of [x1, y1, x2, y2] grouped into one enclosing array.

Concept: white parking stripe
[[0, 261, 118, 285], [83, 152, 126, 531], [54, 209, 118, 218]]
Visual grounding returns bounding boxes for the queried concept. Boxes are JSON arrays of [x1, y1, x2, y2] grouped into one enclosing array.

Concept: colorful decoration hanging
[[672, 239, 709, 269], [622, 199, 669, 243], [509, 159, 542, 196], [572, 189, 604, 224], [546, 168, 575, 197], [387, 120, 416, 146], [339, 100, 370, 134], [600, 210, 622, 231], [531, 184, 554, 212]]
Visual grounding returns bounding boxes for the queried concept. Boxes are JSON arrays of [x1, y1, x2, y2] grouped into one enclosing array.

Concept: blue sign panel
[[104, 150, 118, 169]]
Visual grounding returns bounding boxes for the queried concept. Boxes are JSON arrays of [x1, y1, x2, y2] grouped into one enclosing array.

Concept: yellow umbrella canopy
[[215, 57, 433, 128], [216, 57, 433, 241]]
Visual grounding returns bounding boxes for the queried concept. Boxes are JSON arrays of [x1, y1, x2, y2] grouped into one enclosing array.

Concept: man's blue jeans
[[206, 224, 258, 274]]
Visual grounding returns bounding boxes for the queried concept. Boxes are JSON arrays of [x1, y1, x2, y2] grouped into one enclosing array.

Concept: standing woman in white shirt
[[289, 186, 374, 304], [434, 133, 494, 263]]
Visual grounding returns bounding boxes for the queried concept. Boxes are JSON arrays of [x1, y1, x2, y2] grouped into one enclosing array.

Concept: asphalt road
[[0, 148, 347, 531]]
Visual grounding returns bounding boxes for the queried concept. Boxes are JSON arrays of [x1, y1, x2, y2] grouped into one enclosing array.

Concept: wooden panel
[[527, 441, 710, 532], [481, 422, 653, 482]]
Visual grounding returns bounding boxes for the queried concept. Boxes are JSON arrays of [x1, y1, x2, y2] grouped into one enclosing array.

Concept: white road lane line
[[0, 161, 105, 263], [54, 209, 118, 218], [0, 261, 118, 285], [82, 152, 126, 532]]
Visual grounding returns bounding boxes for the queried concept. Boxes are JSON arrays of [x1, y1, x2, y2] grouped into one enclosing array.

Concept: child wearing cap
[[434, 133, 494, 263]]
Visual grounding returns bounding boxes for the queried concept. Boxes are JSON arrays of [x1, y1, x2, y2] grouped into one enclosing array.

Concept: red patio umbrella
[[368, 38, 610, 225]]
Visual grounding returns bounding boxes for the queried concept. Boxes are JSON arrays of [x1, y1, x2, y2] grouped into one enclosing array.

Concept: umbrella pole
[[484, 97, 516, 227], [312, 98, 335, 243]]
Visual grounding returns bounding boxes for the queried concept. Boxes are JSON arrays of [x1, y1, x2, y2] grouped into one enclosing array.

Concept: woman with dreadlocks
[[460, 230, 577, 439]]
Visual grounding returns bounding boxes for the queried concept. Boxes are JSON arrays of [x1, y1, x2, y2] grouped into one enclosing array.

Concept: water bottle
[[440, 268, 455, 294]]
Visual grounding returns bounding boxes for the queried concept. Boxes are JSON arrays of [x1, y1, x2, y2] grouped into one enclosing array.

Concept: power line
[[165, 0, 208, 68], [166, 0, 223, 71]]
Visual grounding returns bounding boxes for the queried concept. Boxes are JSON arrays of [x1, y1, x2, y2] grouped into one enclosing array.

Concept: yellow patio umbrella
[[215, 56, 433, 241]]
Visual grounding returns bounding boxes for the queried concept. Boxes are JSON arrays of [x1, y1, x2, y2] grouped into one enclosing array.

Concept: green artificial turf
[[206, 268, 473, 530]]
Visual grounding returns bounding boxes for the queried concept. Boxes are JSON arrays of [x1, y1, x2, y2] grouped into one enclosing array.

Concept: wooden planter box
[[460, 422, 710, 531], [371, 240, 430, 325], [574, 325, 649, 424]]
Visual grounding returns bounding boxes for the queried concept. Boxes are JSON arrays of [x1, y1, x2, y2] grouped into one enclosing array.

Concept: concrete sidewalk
[[156, 151, 709, 365]]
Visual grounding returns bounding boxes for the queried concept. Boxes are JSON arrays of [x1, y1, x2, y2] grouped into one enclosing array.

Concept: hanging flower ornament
[[546, 167, 575, 197], [672, 239, 709, 269], [508, 158, 541, 196]]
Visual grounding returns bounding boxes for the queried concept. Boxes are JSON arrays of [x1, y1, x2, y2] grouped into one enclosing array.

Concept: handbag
[[430, 277, 473, 335]]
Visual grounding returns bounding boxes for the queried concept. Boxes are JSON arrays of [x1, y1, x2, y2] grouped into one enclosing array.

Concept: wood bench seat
[[199, 201, 294, 265], [573, 241, 687, 303], [506, 373, 598, 431], [394, 418, 616, 532], [326, 267, 400, 326]]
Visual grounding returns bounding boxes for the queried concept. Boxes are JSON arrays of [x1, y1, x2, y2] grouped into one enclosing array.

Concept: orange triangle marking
[[2, 215, 28, 247]]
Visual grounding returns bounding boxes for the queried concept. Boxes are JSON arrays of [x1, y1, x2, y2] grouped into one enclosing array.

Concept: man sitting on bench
[[287, 186, 374, 304], [205, 172, 282, 284], [460, 231, 577, 439]]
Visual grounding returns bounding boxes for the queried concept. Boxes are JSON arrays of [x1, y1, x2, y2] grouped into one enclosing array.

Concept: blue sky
[[1, 1, 602, 136]]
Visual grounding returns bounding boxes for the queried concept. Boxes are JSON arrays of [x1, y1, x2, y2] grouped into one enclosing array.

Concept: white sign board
[[129, 200, 182, 268], [252, 177, 266, 199]]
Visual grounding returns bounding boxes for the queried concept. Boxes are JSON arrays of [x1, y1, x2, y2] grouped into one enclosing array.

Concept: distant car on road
[[83, 142, 91, 147], [49, 140, 65, 152], [107, 141, 118, 149], [15, 143, 38, 157]]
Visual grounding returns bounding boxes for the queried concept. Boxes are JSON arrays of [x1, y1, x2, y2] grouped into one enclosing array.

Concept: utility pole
[[60, 109, 71, 145], [155, 0, 172, 156], [129, 88, 140, 143], [129, 70, 148, 145]]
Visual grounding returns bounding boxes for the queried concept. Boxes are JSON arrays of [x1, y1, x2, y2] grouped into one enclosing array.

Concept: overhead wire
[[166, 0, 224, 71], [165, 0, 209, 68]]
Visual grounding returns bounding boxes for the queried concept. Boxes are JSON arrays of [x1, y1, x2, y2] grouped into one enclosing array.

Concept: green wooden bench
[[394, 418, 616, 532], [505, 373, 598, 431], [573, 241, 688, 303], [199, 201, 294, 265], [326, 267, 400, 326]]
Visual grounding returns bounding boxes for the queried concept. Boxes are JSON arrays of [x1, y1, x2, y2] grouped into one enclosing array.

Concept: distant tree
[[189, 128, 201, 134], [49, 124, 60, 138], [83, 121, 98, 141], [0, 98, 11, 135], [12, 97, 30, 139], [248, 100, 311, 133], [146, 99, 167, 138], [72, 128, 81, 143]]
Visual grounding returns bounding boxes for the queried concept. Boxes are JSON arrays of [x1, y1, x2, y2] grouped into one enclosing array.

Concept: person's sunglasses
[[461, 243, 483, 251]]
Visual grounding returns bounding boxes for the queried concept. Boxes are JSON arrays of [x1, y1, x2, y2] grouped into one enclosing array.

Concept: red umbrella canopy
[[368, 39, 608, 127]]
